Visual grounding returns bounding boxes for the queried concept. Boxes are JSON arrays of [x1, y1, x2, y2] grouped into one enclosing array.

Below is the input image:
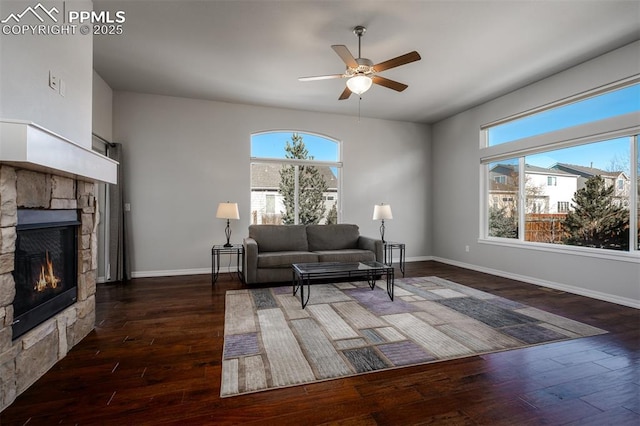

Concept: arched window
[[250, 131, 341, 225]]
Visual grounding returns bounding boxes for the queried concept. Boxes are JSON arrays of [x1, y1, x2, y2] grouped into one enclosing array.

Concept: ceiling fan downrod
[[353, 25, 366, 59]]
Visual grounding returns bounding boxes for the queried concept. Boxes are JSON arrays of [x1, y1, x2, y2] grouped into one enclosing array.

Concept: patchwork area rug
[[221, 276, 606, 397]]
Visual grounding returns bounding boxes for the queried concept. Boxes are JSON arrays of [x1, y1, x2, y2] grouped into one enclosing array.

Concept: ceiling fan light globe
[[346, 75, 373, 95]]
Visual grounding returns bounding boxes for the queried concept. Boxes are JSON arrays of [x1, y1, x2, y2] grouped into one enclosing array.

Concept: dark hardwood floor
[[2, 261, 639, 425]]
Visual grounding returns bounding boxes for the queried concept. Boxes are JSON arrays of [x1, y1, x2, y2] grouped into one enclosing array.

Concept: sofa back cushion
[[248, 225, 308, 252], [306, 224, 360, 251]]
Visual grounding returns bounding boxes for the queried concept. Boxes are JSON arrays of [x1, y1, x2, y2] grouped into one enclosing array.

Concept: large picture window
[[481, 77, 640, 256], [251, 132, 341, 225]]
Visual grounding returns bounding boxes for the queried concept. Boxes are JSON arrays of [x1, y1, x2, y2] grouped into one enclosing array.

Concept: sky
[[251, 84, 639, 172], [251, 132, 339, 162], [527, 137, 631, 173], [488, 83, 639, 171]]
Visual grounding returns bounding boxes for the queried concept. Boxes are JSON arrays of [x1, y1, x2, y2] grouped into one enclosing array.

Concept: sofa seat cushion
[[306, 224, 360, 251], [257, 251, 319, 268], [314, 249, 375, 263], [249, 224, 308, 252]]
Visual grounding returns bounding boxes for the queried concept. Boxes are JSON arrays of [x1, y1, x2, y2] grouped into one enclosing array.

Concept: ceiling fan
[[299, 26, 421, 100]]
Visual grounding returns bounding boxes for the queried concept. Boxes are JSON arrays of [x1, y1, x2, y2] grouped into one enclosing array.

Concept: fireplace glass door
[[12, 210, 79, 339]]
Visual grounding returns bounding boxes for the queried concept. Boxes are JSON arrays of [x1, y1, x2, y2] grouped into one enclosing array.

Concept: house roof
[[490, 164, 576, 176], [525, 164, 576, 176], [251, 163, 338, 190], [551, 163, 622, 178]]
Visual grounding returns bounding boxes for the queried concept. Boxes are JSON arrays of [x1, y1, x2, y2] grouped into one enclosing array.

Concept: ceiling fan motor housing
[[350, 58, 374, 76]]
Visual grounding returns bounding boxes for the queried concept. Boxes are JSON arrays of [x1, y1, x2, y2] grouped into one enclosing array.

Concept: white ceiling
[[93, 1, 640, 124]]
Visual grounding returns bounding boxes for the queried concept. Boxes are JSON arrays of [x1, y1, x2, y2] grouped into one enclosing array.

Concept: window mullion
[[518, 157, 526, 242], [631, 135, 638, 251], [294, 165, 299, 225]]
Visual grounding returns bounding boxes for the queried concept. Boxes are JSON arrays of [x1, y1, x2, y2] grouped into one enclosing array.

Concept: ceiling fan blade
[[332, 45, 358, 68], [338, 86, 352, 100], [372, 75, 408, 92], [373, 51, 421, 72], [298, 74, 344, 82]]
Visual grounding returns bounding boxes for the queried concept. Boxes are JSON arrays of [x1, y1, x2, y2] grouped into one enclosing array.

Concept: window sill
[[478, 238, 640, 264]]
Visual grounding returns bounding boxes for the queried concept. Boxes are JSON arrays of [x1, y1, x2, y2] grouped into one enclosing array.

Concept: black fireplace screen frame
[[12, 209, 80, 340]]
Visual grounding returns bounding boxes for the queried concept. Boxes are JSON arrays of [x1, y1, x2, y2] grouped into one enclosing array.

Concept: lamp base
[[223, 219, 233, 247]]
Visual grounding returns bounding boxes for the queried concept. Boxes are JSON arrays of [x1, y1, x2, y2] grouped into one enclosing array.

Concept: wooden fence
[[525, 214, 568, 243]]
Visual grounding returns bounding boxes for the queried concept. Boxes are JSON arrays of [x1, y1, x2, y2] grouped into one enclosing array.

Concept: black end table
[[211, 244, 244, 285], [383, 241, 406, 277]]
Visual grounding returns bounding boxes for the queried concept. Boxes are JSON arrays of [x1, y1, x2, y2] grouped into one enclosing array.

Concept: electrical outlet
[[48, 71, 58, 91], [465, 245, 470, 252]]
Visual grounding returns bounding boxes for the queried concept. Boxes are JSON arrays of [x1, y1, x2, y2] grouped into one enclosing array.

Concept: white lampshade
[[216, 202, 239, 220], [346, 75, 373, 95], [373, 204, 393, 220]]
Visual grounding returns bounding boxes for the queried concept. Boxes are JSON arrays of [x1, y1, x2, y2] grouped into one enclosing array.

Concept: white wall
[[0, 0, 93, 148], [91, 70, 113, 283], [113, 92, 431, 276], [432, 41, 640, 306], [92, 70, 113, 142]]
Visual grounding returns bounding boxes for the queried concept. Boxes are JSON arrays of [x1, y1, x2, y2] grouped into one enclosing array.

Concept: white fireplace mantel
[[0, 120, 117, 184]]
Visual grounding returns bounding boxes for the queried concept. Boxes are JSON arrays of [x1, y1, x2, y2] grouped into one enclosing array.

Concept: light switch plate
[[49, 71, 58, 91]]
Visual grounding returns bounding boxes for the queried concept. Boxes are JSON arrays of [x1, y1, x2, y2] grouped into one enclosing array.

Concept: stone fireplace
[[0, 167, 98, 410], [0, 120, 116, 412]]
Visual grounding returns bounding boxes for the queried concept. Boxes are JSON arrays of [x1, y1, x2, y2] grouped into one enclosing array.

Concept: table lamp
[[372, 203, 393, 243], [216, 202, 239, 247]]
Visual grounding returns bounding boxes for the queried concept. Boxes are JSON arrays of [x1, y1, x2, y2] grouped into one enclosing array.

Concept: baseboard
[[131, 267, 215, 279], [130, 257, 638, 309], [432, 256, 640, 309], [130, 260, 433, 280], [406, 256, 434, 262]]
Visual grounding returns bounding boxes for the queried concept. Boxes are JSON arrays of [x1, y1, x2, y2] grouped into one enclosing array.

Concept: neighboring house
[[488, 164, 518, 215], [551, 163, 631, 207], [250, 163, 338, 224], [489, 164, 578, 214], [524, 165, 578, 214]]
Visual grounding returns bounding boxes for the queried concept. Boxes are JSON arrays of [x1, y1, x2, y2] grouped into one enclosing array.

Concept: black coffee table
[[292, 261, 394, 308]]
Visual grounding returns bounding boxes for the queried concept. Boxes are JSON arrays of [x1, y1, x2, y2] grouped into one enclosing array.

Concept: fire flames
[[34, 251, 60, 292]]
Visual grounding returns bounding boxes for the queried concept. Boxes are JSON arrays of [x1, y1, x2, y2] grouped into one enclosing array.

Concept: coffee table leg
[[301, 276, 311, 309], [386, 269, 395, 301], [366, 270, 376, 290], [292, 271, 310, 308], [293, 271, 299, 296]]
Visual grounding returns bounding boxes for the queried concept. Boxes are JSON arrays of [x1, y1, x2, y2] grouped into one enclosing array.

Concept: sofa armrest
[[243, 237, 258, 284], [358, 236, 383, 263]]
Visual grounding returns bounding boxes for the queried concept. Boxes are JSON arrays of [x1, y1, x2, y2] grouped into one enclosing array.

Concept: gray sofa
[[243, 224, 383, 284]]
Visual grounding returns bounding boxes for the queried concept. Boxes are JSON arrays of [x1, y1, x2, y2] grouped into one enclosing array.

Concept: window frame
[[479, 76, 640, 262]]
